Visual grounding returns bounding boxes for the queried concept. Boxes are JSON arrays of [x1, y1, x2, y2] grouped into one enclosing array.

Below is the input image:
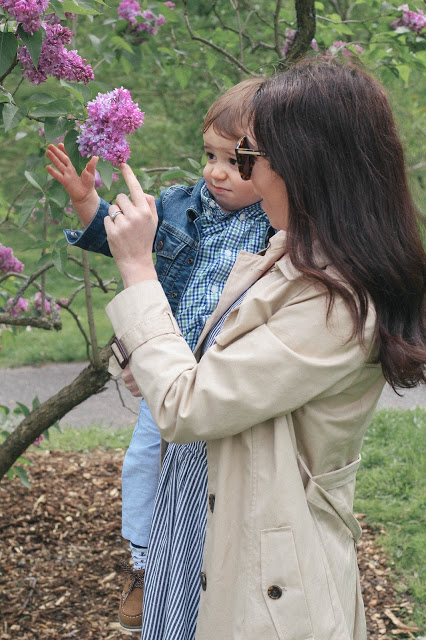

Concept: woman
[[104, 59, 425, 640]]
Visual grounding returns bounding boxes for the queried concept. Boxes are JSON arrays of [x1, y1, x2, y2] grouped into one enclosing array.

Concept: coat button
[[200, 572, 207, 591], [171, 292, 177, 298], [71, 231, 78, 237], [208, 494, 215, 513], [157, 240, 164, 250], [267, 585, 282, 599], [187, 258, 194, 264]]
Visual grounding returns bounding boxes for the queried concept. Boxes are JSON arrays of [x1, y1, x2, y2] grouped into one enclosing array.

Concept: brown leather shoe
[[118, 561, 144, 632]]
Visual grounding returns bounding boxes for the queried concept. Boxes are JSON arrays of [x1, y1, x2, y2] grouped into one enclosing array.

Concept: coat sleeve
[[106, 279, 374, 443]]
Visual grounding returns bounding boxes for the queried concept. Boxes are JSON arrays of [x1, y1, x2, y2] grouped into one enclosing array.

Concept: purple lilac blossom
[[18, 23, 94, 85], [329, 41, 363, 56], [164, 1, 175, 8], [0, 244, 25, 274], [77, 88, 144, 165], [0, 0, 49, 33], [6, 297, 29, 317], [282, 29, 318, 55], [33, 434, 44, 446], [118, 0, 142, 23], [391, 4, 426, 32], [34, 291, 51, 314]]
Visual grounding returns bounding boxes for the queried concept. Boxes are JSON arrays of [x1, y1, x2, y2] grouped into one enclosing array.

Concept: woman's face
[[248, 143, 289, 231]]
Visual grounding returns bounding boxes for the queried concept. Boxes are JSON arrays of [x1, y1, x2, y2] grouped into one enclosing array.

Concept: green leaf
[[32, 396, 40, 410], [3, 104, 27, 132], [52, 246, 68, 273], [64, 129, 87, 175], [31, 99, 73, 118], [14, 466, 31, 488], [0, 405, 10, 416], [14, 402, 30, 417], [28, 93, 57, 104], [44, 116, 70, 144], [49, 0, 67, 19], [0, 93, 12, 104], [96, 158, 113, 189], [24, 171, 47, 192], [17, 25, 44, 68], [0, 32, 18, 79], [175, 66, 191, 90], [161, 168, 189, 181], [61, 0, 100, 15], [396, 64, 410, 86], [111, 35, 134, 53], [60, 80, 92, 104], [19, 196, 40, 227], [48, 181, 69, 208], [187, 157, 201, 170]]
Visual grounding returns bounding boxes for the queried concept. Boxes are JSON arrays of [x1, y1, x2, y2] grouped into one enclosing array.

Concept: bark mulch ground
[[0, 449, 422, 639]]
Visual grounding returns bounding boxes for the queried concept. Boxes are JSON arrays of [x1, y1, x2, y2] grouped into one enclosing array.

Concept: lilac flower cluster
[[0, 0, 49, 34], [391, 4, 426, 32], [77, 88, 145, 165], [34, 291, 52, 314], [18, 23, 94, 85], [328, 41, 363, 56], [282, 29, 318, 55], [0, 244, 25, 274], [6, 297, 29, 316], [118, 0, 169, 39]]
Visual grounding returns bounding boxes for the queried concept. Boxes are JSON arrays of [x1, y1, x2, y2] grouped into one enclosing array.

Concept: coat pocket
[[261, 527, 315, 640]]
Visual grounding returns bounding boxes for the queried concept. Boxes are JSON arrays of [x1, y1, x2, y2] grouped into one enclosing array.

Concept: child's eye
[[229, 158, 237, 166], [206, 152, 215, 160]]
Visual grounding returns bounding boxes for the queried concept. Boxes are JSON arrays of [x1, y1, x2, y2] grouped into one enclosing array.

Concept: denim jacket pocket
[[155, 223, 195, 277], [261, 527, 315, 640]]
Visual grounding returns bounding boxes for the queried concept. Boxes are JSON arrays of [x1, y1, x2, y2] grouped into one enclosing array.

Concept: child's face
[[202, 127, 260, 213]]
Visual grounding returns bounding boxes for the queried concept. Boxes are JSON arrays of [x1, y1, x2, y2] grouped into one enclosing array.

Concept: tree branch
[[0, 313, 61, 330], [278, 0, 316, 69], [0, 340, 114, 481], [182, 0, 252, 76]]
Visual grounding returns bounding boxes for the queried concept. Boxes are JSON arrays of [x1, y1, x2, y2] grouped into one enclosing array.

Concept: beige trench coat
[[107, 231, 385, 640]]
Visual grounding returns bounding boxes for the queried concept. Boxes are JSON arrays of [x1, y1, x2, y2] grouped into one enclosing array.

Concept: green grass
[[1, 223, 118, 367], [28, 407, 426, 623], [354, 408, 426, 625]]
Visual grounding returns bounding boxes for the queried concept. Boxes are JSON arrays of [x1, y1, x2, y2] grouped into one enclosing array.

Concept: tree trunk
[[0, 340, 113, 481], [279, 0, 316, 69]]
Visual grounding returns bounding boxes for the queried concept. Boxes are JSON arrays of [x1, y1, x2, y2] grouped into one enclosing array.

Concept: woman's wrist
[[120, 262, 158, 288]]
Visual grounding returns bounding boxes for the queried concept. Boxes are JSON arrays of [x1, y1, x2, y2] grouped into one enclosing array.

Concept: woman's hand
[[122, 365, 142, 397], [104, 163, 158, 288], [46, 143, 99, 227]]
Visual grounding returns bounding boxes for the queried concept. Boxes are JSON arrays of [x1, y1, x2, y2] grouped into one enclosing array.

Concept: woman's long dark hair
[[252, 59, 425, 389]]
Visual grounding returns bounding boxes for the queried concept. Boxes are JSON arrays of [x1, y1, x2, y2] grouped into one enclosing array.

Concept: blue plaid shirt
[[175, 184, 269, 351]]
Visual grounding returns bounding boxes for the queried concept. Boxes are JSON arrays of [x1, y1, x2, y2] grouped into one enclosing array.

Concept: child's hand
[[46, 143, 99, 227], [122, 365, 142, 397]]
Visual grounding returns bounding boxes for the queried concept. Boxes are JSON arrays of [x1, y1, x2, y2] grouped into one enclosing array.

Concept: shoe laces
[[120, 560, 145, 604]]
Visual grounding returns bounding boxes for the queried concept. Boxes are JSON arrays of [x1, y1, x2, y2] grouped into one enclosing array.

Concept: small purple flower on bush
[[77, 88, 144, 165], [282, 29, 318, 55], [391, 4, 426, 32], [0, 244, 25, 274], [0, 0, 49, 34], [34, 291, 51, 315], [33, 434, 44, 446], [328, 41, 363, 56], [118, 0, 142, 23], [18, 23, 94, 85], [6, 297, 29, 317], [164, 1, 175, 8]]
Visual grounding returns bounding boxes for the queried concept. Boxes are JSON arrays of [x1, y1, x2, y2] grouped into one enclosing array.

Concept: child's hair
[[251, 58, 425, 389], [203, 77, 266, 139]]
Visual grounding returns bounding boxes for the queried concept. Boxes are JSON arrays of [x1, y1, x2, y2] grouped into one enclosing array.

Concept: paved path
[[0, 362, 425, 429]]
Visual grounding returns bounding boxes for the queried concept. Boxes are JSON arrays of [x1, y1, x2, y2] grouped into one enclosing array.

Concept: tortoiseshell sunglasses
[[235, 136, 266, 181]]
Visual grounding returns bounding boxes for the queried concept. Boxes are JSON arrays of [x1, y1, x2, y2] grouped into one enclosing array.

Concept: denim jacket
[[64, 178, 274, 315]]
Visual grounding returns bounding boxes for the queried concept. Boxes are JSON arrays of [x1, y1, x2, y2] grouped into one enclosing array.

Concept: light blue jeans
[[121, 399, 162, 546]]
